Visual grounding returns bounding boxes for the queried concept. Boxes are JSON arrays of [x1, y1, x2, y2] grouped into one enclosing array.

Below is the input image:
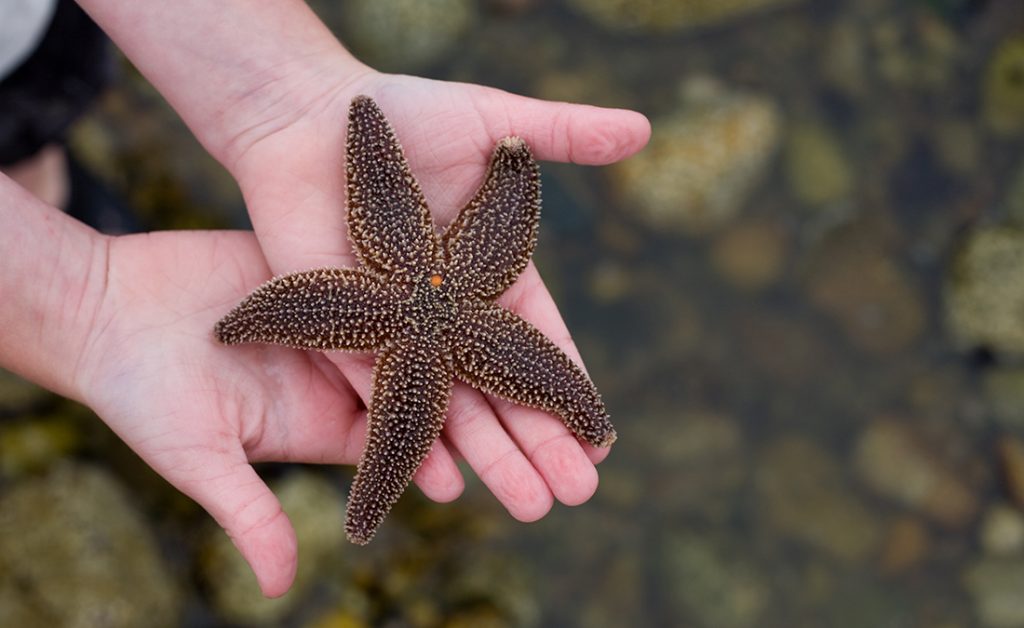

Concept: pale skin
[[0, 0, 650, 597]]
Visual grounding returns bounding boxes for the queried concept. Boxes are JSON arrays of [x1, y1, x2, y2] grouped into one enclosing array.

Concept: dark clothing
[[0, 1, 110, 166]]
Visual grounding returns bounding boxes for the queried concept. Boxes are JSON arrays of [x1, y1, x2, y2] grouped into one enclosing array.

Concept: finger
[[444, 381, 554, 521], [473, 86, 652, 166], [174, 451, 297, 598], [229, 341, 466, 504], [491, 398, 599, 507], [496, 263, 615, 474], [413, 438, 465, 504]]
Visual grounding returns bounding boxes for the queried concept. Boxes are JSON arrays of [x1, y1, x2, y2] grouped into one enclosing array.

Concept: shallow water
[[4, 0, 1024, 626]]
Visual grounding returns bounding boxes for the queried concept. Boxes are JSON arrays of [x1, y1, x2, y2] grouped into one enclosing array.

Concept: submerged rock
[[339, 0, 475, 72], [946, 227, 1024, 355], [1006, 158, 1024, 227], [784, 121, 853, 207], [630, 411, 746, 521], [566, 0, 800, 34], [662, 532, 767, 627], [853, 418, 977, 528], [878, 516, 930, 574], [0, 464, 178, 628], [0, 416, 79, 477], [200, 470, 345, 625], [986, 368, 1024, 431], [983, 37, 1024, 136], [611, 77, 780, 236], [980, 504, 1024, 557], [965, 558, 1024, 627], [710, 218, 789, 292], [756, 436, 881, 562]]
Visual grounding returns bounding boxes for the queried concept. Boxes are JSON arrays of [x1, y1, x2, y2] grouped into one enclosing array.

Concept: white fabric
[[0, 0, 58, 80]]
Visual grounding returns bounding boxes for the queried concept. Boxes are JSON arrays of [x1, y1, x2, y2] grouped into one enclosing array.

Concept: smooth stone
[[985, 368, 1024, 431], [710, 218, 789, 292], [756, 436, 881, 562], [878, 516, 930, 574], [980, 503, 1024, 557], [983, 37, 1024, 136], [999, 437, 1024, 509], [964, 558, 1024, 627], [784, 122, 853, 207], [201, 470, 345, 625], [0, 463, 178, 628], [853, 418, 977, 528], [611, 77, 781, 236], [946, 227, 1024, 355]]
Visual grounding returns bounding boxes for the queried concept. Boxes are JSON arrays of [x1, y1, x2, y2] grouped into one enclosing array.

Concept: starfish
[[214, 95, 616, 544]]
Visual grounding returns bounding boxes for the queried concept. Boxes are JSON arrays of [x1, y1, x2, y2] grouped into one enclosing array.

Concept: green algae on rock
[[946, 227, 1024, 355], [0, 464, 178, 628], [0, 416, 80, 477], [983, 37, 1024, 136], [610, 78, 780, 236], [784, 121, 854, 207], [338, 0, 475, 72]]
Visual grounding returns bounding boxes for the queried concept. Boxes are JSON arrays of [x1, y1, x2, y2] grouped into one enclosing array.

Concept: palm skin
[[73, 72, 649, 598]]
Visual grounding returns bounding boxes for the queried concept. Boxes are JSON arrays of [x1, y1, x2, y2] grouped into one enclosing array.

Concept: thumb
[[184, 455, 298, 597]]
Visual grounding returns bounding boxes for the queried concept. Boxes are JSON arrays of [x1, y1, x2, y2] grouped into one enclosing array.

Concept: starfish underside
[[215, 95, 616, 544]]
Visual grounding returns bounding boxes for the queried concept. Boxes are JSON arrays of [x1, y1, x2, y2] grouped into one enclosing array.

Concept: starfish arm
[[345, 335, 453, 544], [214, 268, 401, 351], [441, 137, 541, 300], [451, 302, 616, 448], [346, 96, 440, 277]]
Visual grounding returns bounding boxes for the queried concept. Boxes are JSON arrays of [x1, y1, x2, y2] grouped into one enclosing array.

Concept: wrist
[[0, 175, 111, 403], [77, 0, 374, 175]]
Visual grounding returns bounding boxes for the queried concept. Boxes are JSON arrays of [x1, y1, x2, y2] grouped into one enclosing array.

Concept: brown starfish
[[214, 95, 616, 544]]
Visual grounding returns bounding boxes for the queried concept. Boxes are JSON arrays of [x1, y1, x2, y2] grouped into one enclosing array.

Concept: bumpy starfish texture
[[215, 95, 616, 544]]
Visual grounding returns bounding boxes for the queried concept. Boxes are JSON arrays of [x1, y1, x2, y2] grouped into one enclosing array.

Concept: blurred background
[[2, 0, 1024, 626]]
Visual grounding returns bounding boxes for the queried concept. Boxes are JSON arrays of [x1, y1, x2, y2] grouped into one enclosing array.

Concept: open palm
[[75, 72, 648, 598], [208, 71, 648, 594]]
